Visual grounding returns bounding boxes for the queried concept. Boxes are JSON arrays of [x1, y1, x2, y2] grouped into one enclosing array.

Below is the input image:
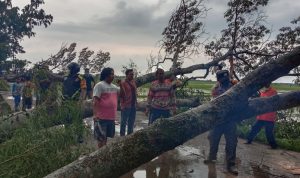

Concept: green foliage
[[0, 59, 30, 73], [0, 0, 53, 61], [0, 79, 10, 91], [0, 101, 92, 178]]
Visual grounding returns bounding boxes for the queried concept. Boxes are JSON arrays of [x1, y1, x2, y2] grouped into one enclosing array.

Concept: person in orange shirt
[[119, 69, 137, 136], [245, 83, 278, 149]]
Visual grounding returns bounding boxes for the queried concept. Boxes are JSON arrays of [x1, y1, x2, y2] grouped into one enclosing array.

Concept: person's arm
[[119, 81, 125, 98], [145, 85, 154, 116], [91, 75, 95, 89], [12, 83, 16, 96], [80, 78, 87, 101], [170, 89, 176, 115]]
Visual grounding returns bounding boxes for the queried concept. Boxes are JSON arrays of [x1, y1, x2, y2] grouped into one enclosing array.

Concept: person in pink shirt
[[93, 67, 119, 148], [245, 83, 278, 149]]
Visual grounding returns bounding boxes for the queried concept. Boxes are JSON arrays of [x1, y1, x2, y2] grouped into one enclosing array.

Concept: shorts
[[94, 120, 115, 142]]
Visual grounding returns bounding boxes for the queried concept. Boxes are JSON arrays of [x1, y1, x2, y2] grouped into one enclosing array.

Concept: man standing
[[204, 70, 238, 175], [245, 83, 278, 149], [22, 75, 35, 111], [83, 68, 95, 99], [146, 68, 176, 125], [93, 67, 119, 147], [12, 77, 23, 111], [120, 69, 137, 136], [62, 62, 86, 143]]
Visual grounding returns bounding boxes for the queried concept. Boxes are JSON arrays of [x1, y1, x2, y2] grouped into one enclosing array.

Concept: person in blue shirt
[[12, 77, 23, 111]]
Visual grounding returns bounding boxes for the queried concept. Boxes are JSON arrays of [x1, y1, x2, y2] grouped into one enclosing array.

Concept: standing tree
[[205, 0, 300, 81], [0, 0, 53, 61], [78, 49, 110, 73], [38, 43, 110, 73], [149, 0, 207, 71]]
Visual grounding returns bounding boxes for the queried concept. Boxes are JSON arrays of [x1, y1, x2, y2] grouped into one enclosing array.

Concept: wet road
[[118, 112, 300, 178]]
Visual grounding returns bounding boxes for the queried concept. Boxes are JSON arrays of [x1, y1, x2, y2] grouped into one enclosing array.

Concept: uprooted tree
[[1, 0, 300, 177], [45, 47, 300, 178]]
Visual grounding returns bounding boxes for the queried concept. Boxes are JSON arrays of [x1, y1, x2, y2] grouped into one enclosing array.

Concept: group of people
[[11, 75, 35, 111], [91, 67, 177, 147], [204, 69, 278, 175], [14, 61, 278, 176]]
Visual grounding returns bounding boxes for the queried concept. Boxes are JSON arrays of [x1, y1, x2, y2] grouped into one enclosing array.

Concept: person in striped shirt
[[146, 68, 176, 125]]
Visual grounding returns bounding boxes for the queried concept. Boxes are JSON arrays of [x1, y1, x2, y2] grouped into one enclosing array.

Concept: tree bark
[[45, 47, 300, 178]]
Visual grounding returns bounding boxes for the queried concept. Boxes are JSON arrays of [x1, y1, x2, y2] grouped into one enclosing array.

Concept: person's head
[[216, 70, 230, 85], [67, 62, 80, 75], [100, 67, 114, 83], [16, 77, 21, 83], [155, 68, 165, 82], [264, 82, 271, 88], [125, 69, 134, 81], [84, 68, 90, 75]]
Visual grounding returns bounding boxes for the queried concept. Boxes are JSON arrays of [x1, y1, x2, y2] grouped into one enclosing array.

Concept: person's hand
[[116, 79, 121, 86], [172, 108, 177, 116]]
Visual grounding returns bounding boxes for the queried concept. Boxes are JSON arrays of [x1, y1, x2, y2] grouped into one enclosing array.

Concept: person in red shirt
[[245, 83, 278, 149], [119, 69, 137, 136]]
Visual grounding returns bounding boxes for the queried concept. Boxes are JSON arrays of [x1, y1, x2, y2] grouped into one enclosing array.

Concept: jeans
[[247, 120, 277, 148], [13, 95, 21, 111], [120, 107, 136, 136], [148, 108, 171, 125], [208, 121, 237, 167]]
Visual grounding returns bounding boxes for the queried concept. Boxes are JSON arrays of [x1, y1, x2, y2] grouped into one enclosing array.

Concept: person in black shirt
[[83, 68, 95, 99]]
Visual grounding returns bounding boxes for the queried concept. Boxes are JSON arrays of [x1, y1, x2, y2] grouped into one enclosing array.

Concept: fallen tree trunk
[[0, 98, 201, 143], [45, 47, 300, 178]]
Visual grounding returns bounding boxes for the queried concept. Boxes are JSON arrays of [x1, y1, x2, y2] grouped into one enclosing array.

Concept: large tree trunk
[[45, 47, 300, 178], [0, 98, 201, 143]]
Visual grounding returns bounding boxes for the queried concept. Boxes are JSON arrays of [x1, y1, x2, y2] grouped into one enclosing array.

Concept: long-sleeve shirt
[[147, 80, 176, 110], [120, 79, 137, 109]]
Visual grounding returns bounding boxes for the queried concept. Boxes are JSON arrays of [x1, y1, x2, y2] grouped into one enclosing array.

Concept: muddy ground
[[1, 91, 300, 178]]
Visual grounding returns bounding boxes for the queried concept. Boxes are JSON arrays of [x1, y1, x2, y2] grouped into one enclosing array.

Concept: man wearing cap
[[204, 70, 238, 175]]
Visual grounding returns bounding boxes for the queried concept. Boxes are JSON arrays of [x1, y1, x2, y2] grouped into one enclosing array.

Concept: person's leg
[[224, 122, 238, 175], [161, 110, 171, 118], [246, 120, 264, 143], [120, 108, 129, 136], [22, 96, 26, 111], [206, 126, 223, 162], [28, 97, 32, 109], [94, 120, 108, 148], [149, 108, 161, 124], [15, 95, 21, 111], [107, 120, 115, 138], [127, 108, 136, 135], [264, 121, 277, 149]]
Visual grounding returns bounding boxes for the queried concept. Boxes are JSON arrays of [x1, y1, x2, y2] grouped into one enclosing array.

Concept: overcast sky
[[14, 0, 300, 82]]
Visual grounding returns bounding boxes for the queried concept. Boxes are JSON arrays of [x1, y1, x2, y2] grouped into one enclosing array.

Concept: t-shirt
[[93, 81, 119, 120], [147, 79, 176, 110], [12, 82, 23, 96], [22, 81, 35, 98]]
